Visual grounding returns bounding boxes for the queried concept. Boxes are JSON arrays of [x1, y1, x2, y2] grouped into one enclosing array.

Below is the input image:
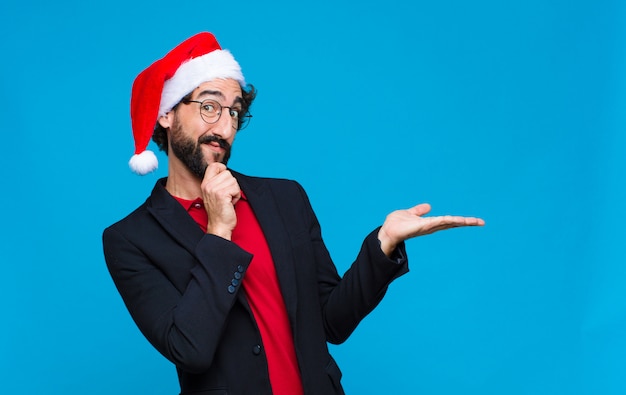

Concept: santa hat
[[129, 32, 246, 175]]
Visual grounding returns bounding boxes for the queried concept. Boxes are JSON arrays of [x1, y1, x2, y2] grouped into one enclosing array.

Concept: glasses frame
[[181, 99, 252, 130]]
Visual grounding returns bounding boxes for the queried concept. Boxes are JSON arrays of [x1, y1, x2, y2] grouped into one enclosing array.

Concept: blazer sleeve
[[291, 182, 409, 344], [103, 224, 253, 373]]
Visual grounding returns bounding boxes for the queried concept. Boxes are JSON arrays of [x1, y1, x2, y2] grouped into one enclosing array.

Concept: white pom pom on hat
[[129, 150, 159, 176], [128, 32, 246, 175]]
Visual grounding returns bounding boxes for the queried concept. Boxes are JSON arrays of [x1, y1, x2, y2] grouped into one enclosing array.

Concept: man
[[103, 32, 484, 395]]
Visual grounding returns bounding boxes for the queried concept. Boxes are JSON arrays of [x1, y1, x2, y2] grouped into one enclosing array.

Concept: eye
[[229, 109, 241, 119], [202, 103, 217, 113]]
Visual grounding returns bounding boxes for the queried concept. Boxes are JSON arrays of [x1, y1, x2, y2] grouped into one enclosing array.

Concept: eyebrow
[[196, 89, 243, 105]]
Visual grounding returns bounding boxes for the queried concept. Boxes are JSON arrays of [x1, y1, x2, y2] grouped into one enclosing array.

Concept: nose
[[211, 111, 236, 140]]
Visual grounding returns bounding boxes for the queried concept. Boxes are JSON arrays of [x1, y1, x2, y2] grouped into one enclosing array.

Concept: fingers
[[466, 217, 485, 226], [203, 163, 238, 192], [204, 162, 227, 179], [202, 169, 240, 201], [201, 164, 240, 239], [409, 204, 484, 227], [438, 215, 485, 227], [451, 215, 484, 226]]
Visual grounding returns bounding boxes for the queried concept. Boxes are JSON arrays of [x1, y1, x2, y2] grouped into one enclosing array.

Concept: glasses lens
[[239, 115, 252, 130], [199, 100, 220, 124]]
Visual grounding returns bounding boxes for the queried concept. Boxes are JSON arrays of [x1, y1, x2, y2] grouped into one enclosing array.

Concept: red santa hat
[[129, 32, 246, 175]]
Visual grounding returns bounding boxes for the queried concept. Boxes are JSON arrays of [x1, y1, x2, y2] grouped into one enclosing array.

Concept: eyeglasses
[[181, 99, 252, 130]]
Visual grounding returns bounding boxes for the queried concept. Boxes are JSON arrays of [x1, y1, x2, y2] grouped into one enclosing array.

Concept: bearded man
[[103, 32, 484, 395]]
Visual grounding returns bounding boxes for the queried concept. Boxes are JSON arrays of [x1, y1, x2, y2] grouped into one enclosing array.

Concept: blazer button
[[234, 271, 242, 280], [237, 265, 245, 273], [252, 344, 262, 355], [227, 285, 236, 294], [231, 279, 240, 287]]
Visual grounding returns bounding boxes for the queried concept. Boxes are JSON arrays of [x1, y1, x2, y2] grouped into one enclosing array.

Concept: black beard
[[169, 119, 232, 179]]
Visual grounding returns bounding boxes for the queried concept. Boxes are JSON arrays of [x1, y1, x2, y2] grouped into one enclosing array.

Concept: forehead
[[191, 78, 242, 100]]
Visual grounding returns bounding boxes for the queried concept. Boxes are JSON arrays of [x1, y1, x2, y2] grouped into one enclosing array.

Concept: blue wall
[[1, 0, 624, 393]]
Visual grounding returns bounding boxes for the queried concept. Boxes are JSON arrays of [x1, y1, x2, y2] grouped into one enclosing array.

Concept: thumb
[[407, 203, 431, 217]]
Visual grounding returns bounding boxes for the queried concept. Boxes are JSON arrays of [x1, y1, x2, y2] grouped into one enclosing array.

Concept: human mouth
[[199, 135, 230, 152], [206, 141, 223, 151]]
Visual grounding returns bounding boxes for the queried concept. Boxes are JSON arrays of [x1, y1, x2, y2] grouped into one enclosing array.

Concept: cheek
[[180, 121, 208, 142], [176, 109, 206, 134]]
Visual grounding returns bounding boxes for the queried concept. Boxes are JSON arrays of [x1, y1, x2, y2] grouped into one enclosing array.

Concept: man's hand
[[201, 163, 241, 240], [377, 203, 485, 256]]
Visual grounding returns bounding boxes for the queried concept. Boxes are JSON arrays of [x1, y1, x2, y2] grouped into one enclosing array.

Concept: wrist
[[206, 224, 233, 240], [377, 228, 397, 257]]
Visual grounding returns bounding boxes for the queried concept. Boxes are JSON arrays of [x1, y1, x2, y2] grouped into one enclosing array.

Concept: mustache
[[198, 135, 231, 151]]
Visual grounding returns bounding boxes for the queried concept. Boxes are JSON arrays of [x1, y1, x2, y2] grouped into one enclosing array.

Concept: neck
[[165, 157, 203, 200]]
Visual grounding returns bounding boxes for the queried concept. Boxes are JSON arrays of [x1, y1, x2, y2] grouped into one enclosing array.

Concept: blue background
[[1, 0, 625, 394]]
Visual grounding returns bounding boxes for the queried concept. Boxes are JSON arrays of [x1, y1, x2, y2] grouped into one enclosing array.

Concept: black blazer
[[103, 172, 408, 395]]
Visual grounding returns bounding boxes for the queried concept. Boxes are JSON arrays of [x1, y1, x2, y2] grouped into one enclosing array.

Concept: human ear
[[158, 112, 173, 129]]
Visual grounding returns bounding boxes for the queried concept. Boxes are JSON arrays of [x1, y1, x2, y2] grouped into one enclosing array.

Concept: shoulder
[[102, 199, 153, 247], [232, 170, 306, 195], [103, 178, 168, 237], [105, 200, 149, 230], [232, 170, 314, 214]]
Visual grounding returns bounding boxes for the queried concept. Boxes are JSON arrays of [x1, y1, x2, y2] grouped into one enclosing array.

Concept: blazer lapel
[[146, 178, 205, 256], [235, 172, 299, 324]]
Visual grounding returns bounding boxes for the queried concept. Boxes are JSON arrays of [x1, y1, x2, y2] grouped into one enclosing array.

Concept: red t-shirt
[[174, 194, 304, 395]]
